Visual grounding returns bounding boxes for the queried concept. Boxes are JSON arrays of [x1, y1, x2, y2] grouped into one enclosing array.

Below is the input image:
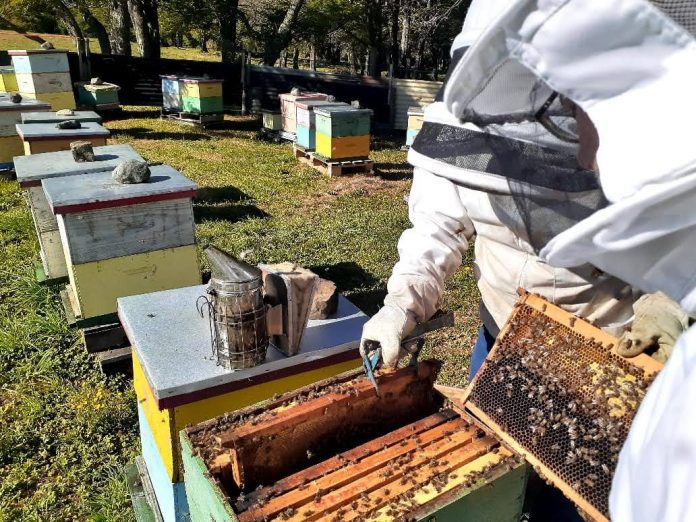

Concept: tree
[[108, 0, 132, 55], [261, 0, 305, 65], [127, 0, 160, 59], [211, 0, 239, 62], [76, 2, 111, 53]]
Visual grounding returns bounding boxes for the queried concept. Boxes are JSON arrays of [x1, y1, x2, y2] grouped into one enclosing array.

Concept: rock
[[326, 95, 336, 102], [290, 87, 301, 96], [10, 93, 22, 103], [70, 141, 95, 163], [351, 100, 361, 108], [90, 77, 103, 85], [309, 278, 338, 320], [112, 160, 151, 184], [56, 108, 74, 116], [40, 41, 55, 50], [56, 119, 81, 130]]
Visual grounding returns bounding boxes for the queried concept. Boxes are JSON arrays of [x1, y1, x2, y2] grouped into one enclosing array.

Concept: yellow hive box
[[0, 135, 25, 163], [0, 67, 18, 92], [65, 244, 200, 320], [315, 133, 370, 160], [21, 90, 76, 110], [180, 81, 222, 99]]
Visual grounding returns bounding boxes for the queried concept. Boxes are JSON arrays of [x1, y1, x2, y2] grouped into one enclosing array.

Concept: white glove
[[360, 304, 417, 369], [617, 292, 690, 363]]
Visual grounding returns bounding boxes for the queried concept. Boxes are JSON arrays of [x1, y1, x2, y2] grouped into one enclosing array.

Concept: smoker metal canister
[[204, 247, 269, 370]]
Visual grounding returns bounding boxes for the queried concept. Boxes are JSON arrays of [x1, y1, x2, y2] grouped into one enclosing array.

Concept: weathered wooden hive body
[[279, 92, 329, 134], [16, 121, 110, 155], [0, 96, 50, 166], [181, 362, 528, 522], [75, 82, 121, 110], [294, 101, 347, 151], [261, 110, 282, 131], [42, 164, 200, 326], [118, 284, 369, 521], [406, 106, 424, 147], [14, 144, 144, 282], [8, 49, 76, 110], [314, 106, 372, 160], [21, 110, 102, 125], [0, 65, 19, 92]]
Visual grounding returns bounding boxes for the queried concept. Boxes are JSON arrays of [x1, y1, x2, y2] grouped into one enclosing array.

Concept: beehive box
[[279, 92, 329, 134], [8, 49, 75, 110], [14, 144, 144, 282], [180, 362, 527, 522], [21, 110, 102, 124], [118, 284, 369, 521], [75, 82, 120, 110], [0, 96, 50, 165], [161, 75, 182, 111], [406, 106, 424, 147], [0, 65, 18, 92], [261, 110, 282, 131], [42, 165, 200, 326], [16, 121, 109, 154], [314, 106, 372, 160], [462, 291, 662, 521], [295, 101, 348, 151], [179, 77, 224, 115]]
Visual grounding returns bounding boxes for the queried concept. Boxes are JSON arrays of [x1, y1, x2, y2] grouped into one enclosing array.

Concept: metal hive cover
[[464, 292, 662, 521]]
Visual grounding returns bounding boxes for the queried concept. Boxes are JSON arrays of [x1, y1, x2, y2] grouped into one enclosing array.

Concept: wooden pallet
[[160, 109, 224, 129], [293, 144, 374, 177]]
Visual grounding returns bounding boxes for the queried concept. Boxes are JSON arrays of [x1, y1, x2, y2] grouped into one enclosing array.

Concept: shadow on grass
[[109, 126, 212, 141], [209, 118, 262, 133], [196, 185, 250, 204], [308, 261, 385, 315], [104, 107, 161, 121], [371, 133, 406, 152], [193, 203, 268, 223], [373, 161, 412, 181]]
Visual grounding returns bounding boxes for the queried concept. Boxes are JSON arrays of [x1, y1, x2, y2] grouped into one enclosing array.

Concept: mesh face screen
[[650, 0, 696, 36], [467, 301, 657, 519]]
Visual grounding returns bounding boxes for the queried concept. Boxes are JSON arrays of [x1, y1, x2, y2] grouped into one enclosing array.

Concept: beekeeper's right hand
[[360, 303, 417, 369]]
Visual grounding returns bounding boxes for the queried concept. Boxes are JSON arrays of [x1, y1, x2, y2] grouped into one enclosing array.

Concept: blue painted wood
[[406, 128, 419, 146], [138, 404, 191, 522], [296, 124, 313, 149], [161, 76, 181, 111], [10, 51, 70, 74]]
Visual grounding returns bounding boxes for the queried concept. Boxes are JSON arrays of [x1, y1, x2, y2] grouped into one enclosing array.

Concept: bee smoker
[[198, 246, 268, 370]]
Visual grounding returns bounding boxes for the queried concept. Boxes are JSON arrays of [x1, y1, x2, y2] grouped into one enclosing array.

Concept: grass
[[0, 30, 221, 62], [0, 106, 481, 520]]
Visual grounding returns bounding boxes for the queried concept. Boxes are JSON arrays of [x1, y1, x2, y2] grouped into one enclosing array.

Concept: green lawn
[[0, 30, 221, 62], [0, 107, 480, 520]]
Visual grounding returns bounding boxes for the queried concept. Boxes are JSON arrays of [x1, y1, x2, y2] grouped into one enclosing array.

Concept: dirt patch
[[304, 176, 409, 207]]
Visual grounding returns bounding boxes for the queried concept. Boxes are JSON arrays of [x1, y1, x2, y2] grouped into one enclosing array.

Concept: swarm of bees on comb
[[468, 301, 656, 519]]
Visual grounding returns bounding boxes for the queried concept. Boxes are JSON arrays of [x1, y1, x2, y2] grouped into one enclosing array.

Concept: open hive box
[[181, 361, 527, 522], [462, 291, 662, 521]]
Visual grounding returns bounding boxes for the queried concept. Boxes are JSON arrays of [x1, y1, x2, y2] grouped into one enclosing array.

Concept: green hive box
[[179, 368, 528, 522], [181, 95, 223, 115], [314, 106, 372, 138]]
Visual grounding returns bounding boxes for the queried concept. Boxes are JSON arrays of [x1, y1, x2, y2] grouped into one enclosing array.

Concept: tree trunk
[[309, 39, 316, 71], [109, 0, 132, 56], [389, 0, 400, 77], [261, 0, 305, 65], [127, 0, 160, 59], [349, 45, 357, 75], [213, 0, 238, 63], [78, 5, 112, 54], [365, 0, 384, 78], [200, 31, 209, 53], [56, 1, 84, 38], [292, 47, 299, 69]]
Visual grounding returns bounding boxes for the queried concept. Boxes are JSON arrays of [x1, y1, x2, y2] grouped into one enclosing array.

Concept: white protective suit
[[424, 0, 696, 520], [384, 0, 638, 343]]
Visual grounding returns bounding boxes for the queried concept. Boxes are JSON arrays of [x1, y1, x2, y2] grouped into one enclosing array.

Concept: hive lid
[[16, 121, 111, 140], [179, 76, 223, 83], [294, 100, 347, 111], [0, 97, 51, 112], [408, 106, 425, 115], [118, 284, 368, 408], [42, 163, 197, 214], [8, 49, 68, 55], [313, 105, 373, 117], [160, 74, 180, 80], [20, 110, 102, 124], [14, 144, 143, 187], [77, 82, 121, 92]]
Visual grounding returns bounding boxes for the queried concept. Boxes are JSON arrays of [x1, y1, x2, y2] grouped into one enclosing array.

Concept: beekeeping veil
[[408, 0, 696, 313]]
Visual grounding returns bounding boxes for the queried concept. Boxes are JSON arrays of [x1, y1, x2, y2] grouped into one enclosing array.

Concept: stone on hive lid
[[40, 41, 55, 50], [10, 93, 21, 103], [70, 140, 95, 162], [309, 278, 339, 320], [56, 119, 81, 130], [57, 108, 74, 116], [112, 159, 151, 184], [90, 77, 103, 85]]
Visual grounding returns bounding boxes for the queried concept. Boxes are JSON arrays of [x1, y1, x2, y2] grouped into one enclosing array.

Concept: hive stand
[[293, 143, 374, 177], [16, 121, 110, 155], [14, 144, 145, 284], [118, 284, 369, 522]]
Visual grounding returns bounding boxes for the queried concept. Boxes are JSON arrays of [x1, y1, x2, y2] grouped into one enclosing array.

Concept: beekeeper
[[360, 0, 688, 378], [363, 0, 696, 519]]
